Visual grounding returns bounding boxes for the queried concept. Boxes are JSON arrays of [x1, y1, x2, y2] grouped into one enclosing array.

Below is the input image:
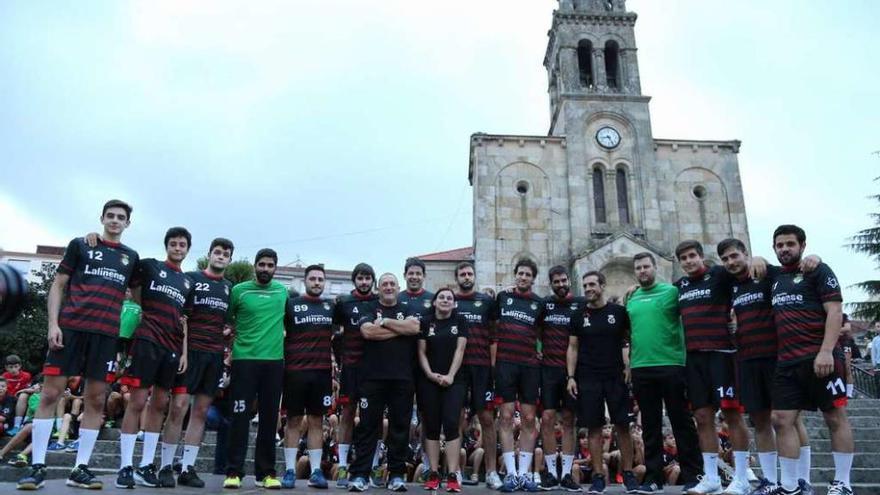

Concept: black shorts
[[284, 369, 333, 416], [174, 350, 224, 397], [540, 367, 576, 412], [43, 328, 118, 383], [737, 357, 776, 414], [576, 371, 634, 428], [686, 351, 740, 410], [462, 364, 495, 413], [338, 365, 363, 406], [773, 357, 848, 412], [120, 338, 182, 391], [494, 361, 539, 405]]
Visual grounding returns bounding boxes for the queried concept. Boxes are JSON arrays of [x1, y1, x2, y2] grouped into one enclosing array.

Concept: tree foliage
[[0, 264, 53, 374], [847, 177, 880, 322], [195, 257, 255, 285]]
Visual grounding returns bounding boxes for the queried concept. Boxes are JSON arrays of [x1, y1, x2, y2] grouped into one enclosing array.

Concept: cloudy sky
[[1, 0, 878, 303]]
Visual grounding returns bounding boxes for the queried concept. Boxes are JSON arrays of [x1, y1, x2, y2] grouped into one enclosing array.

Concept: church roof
[[414, 246, 474, 262]]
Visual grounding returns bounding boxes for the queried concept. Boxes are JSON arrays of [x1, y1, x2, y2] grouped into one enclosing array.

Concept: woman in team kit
[[416, 288, 468, 492]]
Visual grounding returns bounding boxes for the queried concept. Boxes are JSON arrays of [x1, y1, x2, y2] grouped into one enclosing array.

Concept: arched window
[[577, 40, 594, 88], [604, 41, 620, 89], [593, 167, 606, 223], [616, 167, 630, 224]]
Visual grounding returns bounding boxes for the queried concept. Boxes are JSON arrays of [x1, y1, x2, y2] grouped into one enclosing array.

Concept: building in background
[[0, 245, 64, 283]]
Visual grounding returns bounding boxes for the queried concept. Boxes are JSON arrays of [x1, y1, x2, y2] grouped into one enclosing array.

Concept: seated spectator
[[0, 377, 16, 435], [572, 429, 593, 484], [661, 430, 681, 486], [462, 414, 484, 484], [0, 381, 43, 466], [3, 355, 33, 435]]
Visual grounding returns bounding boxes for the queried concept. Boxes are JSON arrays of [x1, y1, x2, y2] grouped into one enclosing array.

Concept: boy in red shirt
[[3, 355, 33, 435]]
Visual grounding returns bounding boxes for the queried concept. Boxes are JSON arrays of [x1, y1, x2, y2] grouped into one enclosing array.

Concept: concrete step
[[801, 416, 879, 428], [809, 439, 880, 453], [0, 465, 117, 484], [812, 467, 880, 484], [42, 451, 282, 474], [814, 428, 880, 440]]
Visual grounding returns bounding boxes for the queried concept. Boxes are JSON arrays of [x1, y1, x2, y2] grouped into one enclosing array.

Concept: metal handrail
[[852, 362, 880, 398]]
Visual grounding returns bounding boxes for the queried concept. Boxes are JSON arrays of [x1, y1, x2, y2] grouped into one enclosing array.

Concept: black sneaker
[[622, 471, 639, 494], [66, 464, 103, 489], [173, 461, 183, 474], [134, 463, 160, 487], [560, 473, 581, 492], [770, 486, 802, 495], [540, 471, 559, 491], [636, 481, 664, 495], [158, 464, 177, 487], [587, 473, 606, 494], [798, 480, 814, 495], [116, 466, 136, 489], [16, 464, 47, 490], [681, 480, 698, 494], [178, 468, 206, 488]]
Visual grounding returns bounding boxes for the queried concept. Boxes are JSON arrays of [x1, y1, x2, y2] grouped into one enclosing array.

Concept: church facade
[[467, 0, 750, 298]]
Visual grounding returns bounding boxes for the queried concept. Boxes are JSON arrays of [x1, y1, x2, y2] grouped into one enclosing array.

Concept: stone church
[[417, 0, 750, 298]]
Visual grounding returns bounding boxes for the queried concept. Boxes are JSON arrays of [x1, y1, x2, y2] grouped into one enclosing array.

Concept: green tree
[[195, 257, 254, 285], [847, 176, 880, 322], [0, 264, 53, 373]]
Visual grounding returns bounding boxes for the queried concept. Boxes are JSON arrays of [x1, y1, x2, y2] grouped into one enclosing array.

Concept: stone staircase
[[1, 400, 879, 493]]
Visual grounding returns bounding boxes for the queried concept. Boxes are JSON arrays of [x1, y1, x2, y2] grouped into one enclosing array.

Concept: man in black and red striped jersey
[[453, 261, 503, 489], [399, 257, 434, 320], [332, 263, 377, 487], [281, 264, 336, 489], [17, 200, 139, 491], [770, 225, 854, 495], [674, 240, 755, 495], [159, 237, 235, 488], [493, 258, 545, 492], [115, 227, 195, 489], [537, 266, 582, 492]]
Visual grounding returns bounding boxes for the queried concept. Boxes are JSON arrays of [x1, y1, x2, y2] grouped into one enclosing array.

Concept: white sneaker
[[486, 471, 503, 490], [747, 468, 758, 483], [687, 476, 722, 495], [722, 477, 751, 495]]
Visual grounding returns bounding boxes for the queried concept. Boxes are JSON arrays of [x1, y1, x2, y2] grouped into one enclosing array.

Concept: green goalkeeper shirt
[[229, 280, 288, 361]]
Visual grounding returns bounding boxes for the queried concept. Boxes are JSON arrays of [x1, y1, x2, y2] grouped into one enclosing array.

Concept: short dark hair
[[102, 199, 132, 219], [304, 264, 325, 279], [548, 265, 568, 282], [404, 257, 426, 275], [5, 354, 21, 366], [514, 258, 538, 277], [633, 252, 656, 266], [351, 262, 375, 283], [164, 227, 192, 249], [582, 270, 606, 285], [773, 224, 806, 245], [675, 240, 703, 259], [255, 248, 278, 265], [431, 287, 456, 306], [209, 237, 235, 255], [717, 238, 747, 257], [454, 261, 475, 278]]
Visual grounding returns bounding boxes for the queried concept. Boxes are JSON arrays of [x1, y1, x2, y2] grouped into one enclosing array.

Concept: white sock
[[798, 446, 811, 483], [702, 452, 719, 482], [30, 418, 54, 465], [502, 452, 516, 477], [846, 384, 854, 398], [284, 448, 298, 471], [14, 416, 23, 428], [733, 451, 749, 481], [832, 452, 853, 487], [561, 454, 574, 475], [182, 445, 199, 470], [338, 444, 350, 467], [372, 441, 383, 469], [545, 455, 558, 478], [758, 451, 778, 484], [160, 442, 177, 468], [120, 433, 137, 469], [309, 448, 323, 473], [74, 429, 99, 467], [779, 456, 798, 491], [518, 452, 533, 477], [140, 432, 160, 467]]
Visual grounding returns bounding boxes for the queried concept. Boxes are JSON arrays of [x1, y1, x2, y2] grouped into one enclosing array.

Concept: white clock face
[[596, 126, 621, 149]]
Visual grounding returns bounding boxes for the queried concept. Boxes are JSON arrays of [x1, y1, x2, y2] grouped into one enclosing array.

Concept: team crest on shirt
[[120, 254, 130, 266], [826, 277, 839, 289], [428, 324, 436, 337], [608, 314, 616, 324], [224, 286, 230, 295], [547, 303, 555, 310], [530, 302, 538, 310], [451, 325, 458, 335], [474, 300, 482, 307], [396, 312, 404, 320], [423, 300, 431, 309], [680, 279, 690, 287], [323, 302, 331, 310], [184, 280, 191, 290], [794, 274, 803, 284], [732, 286, 739, 294], [582, 317, 591, 327], [159, 270, 167, 279], [704, 273, 711, 281], [570, 304, 578, 310]]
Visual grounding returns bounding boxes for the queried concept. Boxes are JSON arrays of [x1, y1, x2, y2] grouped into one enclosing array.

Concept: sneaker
[[173, 461, 183, 474], [337, 466, 351, 488], [465, 472, 479, 486], [826, 481, 853, 495], [560, 473, 580, 492], [310, 468, 330, 489], [635, 482, 664, 494], [688, 476, 722, 495], [748, 478, 776, 495], [486, 471, 504, 490], [66, 464, 103, 489], [11, 453, 29, 468], [64, 440, 80, 453], [587, 473, 606, 494], [178, 468, 206, 488], [47, 441, 67, 451], [417, 467, 431, 484], [349, 476, 370, 492], [797, 480, 813, 495], [522, 474, 540, 492], [7, 426, 21, 437], [256, 475, 282, 489], [16, 464, 47, 490], [282, 469, 297, 488], [224, 475, 242, 489], [769, 486, 800, 495], [499, 474, 520, 493], [424, 471, 442, 491], [747, 469, 759, 483], [389, 476, 408, 492], [116, 466, 135, 489], [623, 471, 639, 494], [134, 463, 160, 487], [158, 464, 177, 488], [371, 466, 387, 488], [446, 472, 461, 493], [724, 477, 752, 495], [540, 471, 559, 491]]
